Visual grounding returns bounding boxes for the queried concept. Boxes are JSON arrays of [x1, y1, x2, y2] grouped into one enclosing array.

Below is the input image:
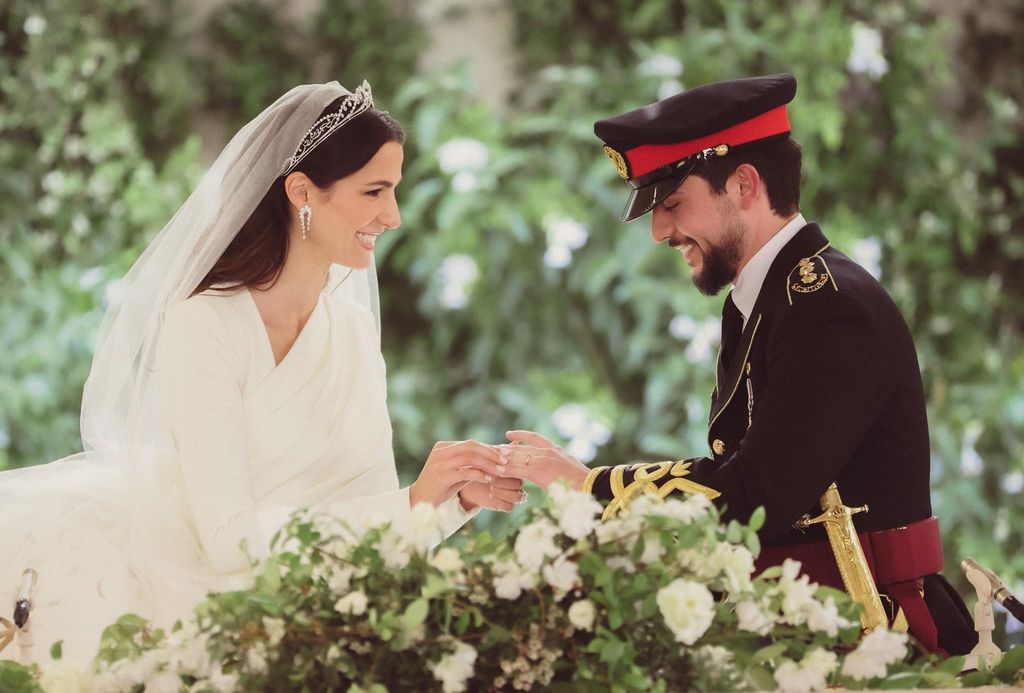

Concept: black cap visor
[[620, 159, 697, 222]]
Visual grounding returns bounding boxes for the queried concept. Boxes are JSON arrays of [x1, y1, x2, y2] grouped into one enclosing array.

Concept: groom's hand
[[503, 430, 590, 492]]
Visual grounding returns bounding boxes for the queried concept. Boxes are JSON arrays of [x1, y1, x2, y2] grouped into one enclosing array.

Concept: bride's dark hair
[[194, 102, 405, 295]]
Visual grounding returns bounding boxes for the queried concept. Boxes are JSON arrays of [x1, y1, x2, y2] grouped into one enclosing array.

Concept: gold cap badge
[[603, 145, 630, 179]]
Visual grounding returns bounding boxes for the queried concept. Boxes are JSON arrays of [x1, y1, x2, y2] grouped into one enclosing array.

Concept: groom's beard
[[693, 200, 745, 296]]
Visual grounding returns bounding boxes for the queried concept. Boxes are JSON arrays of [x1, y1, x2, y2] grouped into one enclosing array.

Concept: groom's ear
[[283, 171, 312, 211]]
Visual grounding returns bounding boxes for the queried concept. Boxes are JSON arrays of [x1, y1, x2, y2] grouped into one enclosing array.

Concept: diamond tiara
[[282, 80, 375, 175]]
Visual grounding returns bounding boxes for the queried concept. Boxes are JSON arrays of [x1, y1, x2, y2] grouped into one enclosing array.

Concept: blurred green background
[[1, 0, 1021, 642]]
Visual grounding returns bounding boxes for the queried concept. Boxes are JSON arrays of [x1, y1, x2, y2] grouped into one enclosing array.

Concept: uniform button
[[712, 439, 726, 456]]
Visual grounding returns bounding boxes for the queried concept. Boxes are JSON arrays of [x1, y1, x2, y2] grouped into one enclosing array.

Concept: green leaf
[[877, 671, 923, 689], [400, 598, 429, 631], [994, 642, 1024, 678], [752, 642, 787, 663], [600, 637, 625, 665], [748, 506, 766, 532], [49, 640, 62, 661]]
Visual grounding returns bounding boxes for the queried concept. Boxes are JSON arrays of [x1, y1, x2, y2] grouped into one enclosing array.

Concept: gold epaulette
[[786, 242, 839, 305], [596, 460, 720, 520]]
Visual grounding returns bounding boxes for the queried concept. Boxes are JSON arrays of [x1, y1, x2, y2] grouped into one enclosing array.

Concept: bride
[[0, 81, 523, 667]]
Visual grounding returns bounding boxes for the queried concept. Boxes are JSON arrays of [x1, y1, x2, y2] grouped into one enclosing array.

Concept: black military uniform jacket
[[587, 223, 933, 545]]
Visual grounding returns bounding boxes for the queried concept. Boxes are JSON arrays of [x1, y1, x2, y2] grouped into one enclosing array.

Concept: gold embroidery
[[786, 243, 833, 305], [600, 460, 721, 519], [603, 145, 630, 179], [798, 257, 818, 285], [582, 466, 610, 495]]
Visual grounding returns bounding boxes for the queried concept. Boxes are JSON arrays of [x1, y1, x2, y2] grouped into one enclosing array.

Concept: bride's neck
[[251, 236, 329, 323]]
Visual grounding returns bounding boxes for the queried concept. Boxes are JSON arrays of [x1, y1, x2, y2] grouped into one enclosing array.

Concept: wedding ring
[[516, 490, 528, 505], [525, 452, 533, 466]]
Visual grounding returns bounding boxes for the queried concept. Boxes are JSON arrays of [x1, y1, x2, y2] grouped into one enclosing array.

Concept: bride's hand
[[502, 430, 589, 492], [457, 476, 526, 512], [410, 440, 509, 507]]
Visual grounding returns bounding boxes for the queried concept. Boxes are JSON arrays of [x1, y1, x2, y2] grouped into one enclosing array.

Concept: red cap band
[[624, 105, 792, 179]]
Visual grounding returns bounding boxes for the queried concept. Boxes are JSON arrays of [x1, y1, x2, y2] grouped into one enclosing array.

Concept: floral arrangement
[[4, 486, 1024, 692]]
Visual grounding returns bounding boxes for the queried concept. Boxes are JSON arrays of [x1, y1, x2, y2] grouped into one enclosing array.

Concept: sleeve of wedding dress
[[156, 300, 268, 576]]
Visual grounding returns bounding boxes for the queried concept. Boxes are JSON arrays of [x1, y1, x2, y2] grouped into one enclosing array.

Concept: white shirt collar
[[731, 213, 806, 324]]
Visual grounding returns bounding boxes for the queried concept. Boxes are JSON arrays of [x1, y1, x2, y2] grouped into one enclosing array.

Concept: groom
[[506, 73, 974, 655]]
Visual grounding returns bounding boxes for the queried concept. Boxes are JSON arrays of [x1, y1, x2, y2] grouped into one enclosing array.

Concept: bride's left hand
[[458, 476, 526, 512]]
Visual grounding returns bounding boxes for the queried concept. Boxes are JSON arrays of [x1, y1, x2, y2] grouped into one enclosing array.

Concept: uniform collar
[[731, 213, 806, 324]]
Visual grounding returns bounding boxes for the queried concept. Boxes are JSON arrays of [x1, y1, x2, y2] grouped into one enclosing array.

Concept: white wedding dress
[[1, 288, 473, 667]]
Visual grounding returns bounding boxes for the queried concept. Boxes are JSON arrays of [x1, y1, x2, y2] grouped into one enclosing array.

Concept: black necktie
[[718, 293, 744, 379]]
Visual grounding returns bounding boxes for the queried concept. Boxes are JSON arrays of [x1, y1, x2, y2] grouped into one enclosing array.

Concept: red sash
[[754, 516, 944, 652]]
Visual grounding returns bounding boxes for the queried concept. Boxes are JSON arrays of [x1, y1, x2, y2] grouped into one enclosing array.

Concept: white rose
[[656, 578, 715, 645], [840, 628, 908, 681], [430, 547, 464, 574], [567, 599, 597, 631], [735, 598, 774, 635], [541, 554, 579, 598], [406, 502, 444, 552], [779, 560, 819, 625], [640, 536, 666, 564], [548, 482, 603, 539], [514, 518, 561, 571], [246, 642, 269, 675], [806, 596, 852, 638], [263, 617, 287, 647], [335, 590, 369, 616], [430, 641, 478, 693], [38, 661, 89, 693], [144, 671, 183, 693], [378, 529, 411, 570], [708, 543, 754, 593], [327, 565, 356, 594]]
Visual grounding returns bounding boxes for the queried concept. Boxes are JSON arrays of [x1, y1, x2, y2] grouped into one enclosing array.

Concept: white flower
[[847, 22, 889, 80], [639, 54, 683, 78], [551, 403, 611, 463], [246, 642, 269, 675], [406, 502, 444, 552], [334, 590, 369, 616], [640, 536, 666, 564], [144, 671, 182, 693], [42, 170, 66, 194], [960, 421, 984, 477], [840, 628, 908, 680], [543, 243, 573, 269], [514, 518, 561, 571], [206, 666, 240, 693], [1002, 471, 1024, 494], [548, 482, 603, 539], [545, 216, 589, 252], [604, 556, 637, 574], [451, 171, 479, 193], [696, 644, 733, 668], [656, 578, 715, 645], [327, 565, 356, 594], [492, 559, 535, 600], [541, 554, 579, 598], [774, 648, 837, 692], [851, 237, 882, 279], [24, 15, 47, 35], [378, 529, 411, 570], [735, 598, 774, 635], [437, 138, 489, 174], [685, 318, 721, 363], [439, 254, 479, 310], [38, 661, 89, 693], [658, 79, 683, 101], [780, 560, 819, 625], [430, 641, 478, 693], [567, 599, 597, 631], [649, 493, 712, 525], [707, 543, 754, 593], [430, 546, 464, 573], [806, 596, 852, 637], [669, 314, 698, 340], [263, 616, 287, 647]]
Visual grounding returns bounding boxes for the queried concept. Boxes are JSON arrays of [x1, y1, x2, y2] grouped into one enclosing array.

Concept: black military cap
[[595, 73, 797, 222]]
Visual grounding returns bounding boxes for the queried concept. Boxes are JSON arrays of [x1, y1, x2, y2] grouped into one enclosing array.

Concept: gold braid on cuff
[[582, 466, 609, 495]]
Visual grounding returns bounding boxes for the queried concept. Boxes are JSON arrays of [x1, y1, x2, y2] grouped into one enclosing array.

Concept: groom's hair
[[690, 136, 802, 218], [195, 103, 405, 296]]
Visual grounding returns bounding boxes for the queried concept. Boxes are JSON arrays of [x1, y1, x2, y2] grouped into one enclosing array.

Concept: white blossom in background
[[1002, 471, 1024, 494], [38, 661, 89, 693], [840, 628, 908, 680], [779, 559, 820, 625], [774, 648, 838, 693], [567, 599, 597, 631], [735, 598, 774, 635], [439, 254, 479, 310], [960, 421, 985, 477], [638, 54, 683, 79], [685, 317, 721, 363], [334, 590, 368, 616], [451, 171, 479, 193], [806, 596, 852, 638], [436, 138, 489, 174], [847, 22, 889, 80], [552, 403, 611, 463], [79, 266, 105, 290], [430, 546, 464, 574], [851, 237, 883, 279], [42, 170, 66, 194], [668, 314, 698, 341], [245, 642, 269, 675], [262, 617, 286, 647], [492, 558, 536, 600], [377, 529, 411, 570], [659, 79, 683, 101], [657, 578, 715, 644], [405, 502, 443, 552], [24, 15, 47, 35], [648, 493, 712, 525], [547, 482, 603, 539], [706, 542, 755, 594], [430, 641, 478, 693], [543, 216, 589, 269]]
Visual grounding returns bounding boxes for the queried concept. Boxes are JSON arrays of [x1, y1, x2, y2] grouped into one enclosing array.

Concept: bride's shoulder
[[163, 289, 251, 337]]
